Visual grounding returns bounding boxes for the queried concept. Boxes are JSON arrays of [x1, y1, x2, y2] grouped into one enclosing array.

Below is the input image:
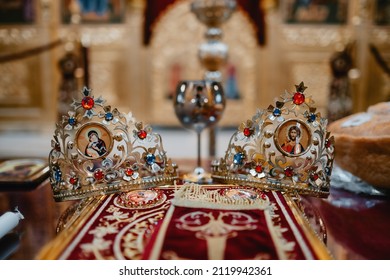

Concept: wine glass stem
[[197, 131, 201, 168]]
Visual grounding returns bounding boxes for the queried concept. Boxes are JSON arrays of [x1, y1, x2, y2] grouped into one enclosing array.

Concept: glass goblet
[[174, 80, 226, 183]]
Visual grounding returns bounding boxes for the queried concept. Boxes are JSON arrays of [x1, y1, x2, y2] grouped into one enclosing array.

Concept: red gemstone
[[310, 173, 319, 181], [125, 168, 134, 176], [255, 165, 263, 173], [69, 177, 78, 185], [243, 128, 252, 137], [293, 92, 305, 105], [81, 96, 94, 110], [137, 130, 147, 139], [284, 166, 294, 177], [94, 169, 104, 181], [325, 139, 332, 148]]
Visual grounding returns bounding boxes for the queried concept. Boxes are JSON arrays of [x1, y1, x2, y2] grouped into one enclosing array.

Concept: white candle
[[0, 208, 24, 240]]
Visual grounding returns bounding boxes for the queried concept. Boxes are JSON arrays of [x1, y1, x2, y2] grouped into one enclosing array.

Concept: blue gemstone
[[105, 112, 113, 121], [273, 108, 281, 117], [68, 117, 76, 126], [146, 154, 156, 165], [54, 168, 62, 182], [233, 153, 244, 165], [308, 113, 316, 122]]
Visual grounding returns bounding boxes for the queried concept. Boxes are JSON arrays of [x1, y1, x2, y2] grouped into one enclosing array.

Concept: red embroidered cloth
[[144, 206, 280, 260], [45, 186, 328, 260]]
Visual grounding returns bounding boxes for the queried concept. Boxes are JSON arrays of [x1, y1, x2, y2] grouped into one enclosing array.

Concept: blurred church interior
[[0, 0, 389, 160]]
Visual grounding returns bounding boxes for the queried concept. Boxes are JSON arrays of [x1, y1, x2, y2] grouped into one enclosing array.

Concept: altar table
[[1, 173, 389, 260]]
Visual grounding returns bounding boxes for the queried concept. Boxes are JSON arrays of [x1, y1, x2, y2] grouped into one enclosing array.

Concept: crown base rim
[[211, 174, 329, 198], [52, 176, 179, 202]]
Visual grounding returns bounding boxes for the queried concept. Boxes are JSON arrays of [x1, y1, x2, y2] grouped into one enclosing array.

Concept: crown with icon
[[212, 82, 335, 198], [49, 87, 179, 202]]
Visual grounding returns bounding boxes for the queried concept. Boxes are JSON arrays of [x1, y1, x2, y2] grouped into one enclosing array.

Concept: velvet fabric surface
[[53, 186, 324, 260]]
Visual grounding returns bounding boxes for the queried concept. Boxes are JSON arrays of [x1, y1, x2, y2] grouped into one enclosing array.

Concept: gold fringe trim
[[172, 182, 271, 210]]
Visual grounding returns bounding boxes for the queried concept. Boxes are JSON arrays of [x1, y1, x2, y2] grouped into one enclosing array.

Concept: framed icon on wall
[[0, 0, 35, 24], [283, 0, 348, 24], [62, 0, 126, 24]]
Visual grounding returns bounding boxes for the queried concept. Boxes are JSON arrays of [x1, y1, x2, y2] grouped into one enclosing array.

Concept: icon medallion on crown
[[212, 82, 335, 197], [49, 87, 178, 202]]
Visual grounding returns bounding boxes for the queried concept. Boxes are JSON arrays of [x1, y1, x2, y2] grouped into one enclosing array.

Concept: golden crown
[[49, 87, 179, 202], [212, 82, 335, 198]]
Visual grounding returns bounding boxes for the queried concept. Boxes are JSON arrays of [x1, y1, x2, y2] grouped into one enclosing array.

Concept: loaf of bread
[[328, 102, 390, 189]]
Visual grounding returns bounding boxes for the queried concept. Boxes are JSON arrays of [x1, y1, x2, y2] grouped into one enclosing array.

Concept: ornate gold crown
[[49, 87, 178, 202], [212, 82, 335, 198]]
